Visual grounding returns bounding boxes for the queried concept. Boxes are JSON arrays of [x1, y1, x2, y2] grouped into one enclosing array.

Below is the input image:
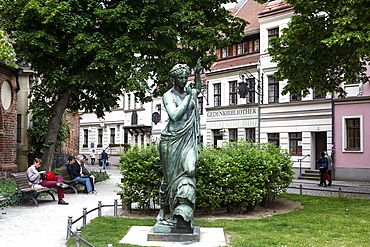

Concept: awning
[[123, 125, 152, 135]]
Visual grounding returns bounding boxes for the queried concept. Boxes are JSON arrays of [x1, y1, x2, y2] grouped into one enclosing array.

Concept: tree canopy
[[0, 0, 247, 168], [264, 0, 370, 97], [0, 30, 16, 65]]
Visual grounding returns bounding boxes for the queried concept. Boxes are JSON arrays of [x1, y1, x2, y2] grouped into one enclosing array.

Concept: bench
[[11, 173, 55, 207], [56, 168, 83, 194], [0, 196, 6, 202]]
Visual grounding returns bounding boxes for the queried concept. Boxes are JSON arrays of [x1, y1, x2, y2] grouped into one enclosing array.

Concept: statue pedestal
[[147, 226, 200, 242]]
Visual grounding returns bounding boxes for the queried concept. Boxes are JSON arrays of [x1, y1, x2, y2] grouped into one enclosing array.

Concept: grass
[[66, 193, 370, 247]]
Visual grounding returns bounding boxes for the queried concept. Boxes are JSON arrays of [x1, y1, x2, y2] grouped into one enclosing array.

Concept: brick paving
[[287, 179, 370, 199]]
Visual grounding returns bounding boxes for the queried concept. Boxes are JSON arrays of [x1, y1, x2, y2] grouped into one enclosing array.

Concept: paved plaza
[[1, 165, 370, 246]]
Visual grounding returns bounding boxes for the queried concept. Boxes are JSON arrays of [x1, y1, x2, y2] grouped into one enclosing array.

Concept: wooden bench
[[0, 196, 6, 202], [11, 173, 55, 207], [56, 168, 83, 194]]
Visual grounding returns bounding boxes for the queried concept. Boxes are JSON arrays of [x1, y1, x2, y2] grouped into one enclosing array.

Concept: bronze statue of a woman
[[155, 58, 202, 233]]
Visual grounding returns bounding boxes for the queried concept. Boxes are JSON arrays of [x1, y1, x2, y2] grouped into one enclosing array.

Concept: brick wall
[[0, 65, 18, 177]]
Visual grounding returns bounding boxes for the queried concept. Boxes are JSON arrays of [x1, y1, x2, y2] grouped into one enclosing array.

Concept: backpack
[[45, 171, 55, 181]]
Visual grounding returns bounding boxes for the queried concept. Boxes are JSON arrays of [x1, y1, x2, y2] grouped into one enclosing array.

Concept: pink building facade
[[334, 67, 370, 181]]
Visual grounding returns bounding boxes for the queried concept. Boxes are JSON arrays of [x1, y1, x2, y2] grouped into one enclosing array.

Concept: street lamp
[[237, 60, 262, 144]]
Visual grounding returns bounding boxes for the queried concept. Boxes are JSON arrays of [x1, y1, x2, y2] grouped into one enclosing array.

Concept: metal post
[[300, 184, 303, 195], [83, 207, 87, 226], [76, 228, 81, 247], [98, 201, 102, 217], [114, 199, 118, 217], [257, 60, 261, 144], [66, 216, 73, 240]]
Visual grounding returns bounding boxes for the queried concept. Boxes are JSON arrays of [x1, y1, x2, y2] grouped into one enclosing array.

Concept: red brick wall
[[0, 66, 18, 175]]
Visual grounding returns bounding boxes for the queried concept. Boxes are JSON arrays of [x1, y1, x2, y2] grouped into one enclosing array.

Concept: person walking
[[26, 158, 69, 205], [100, 150, 108, 170], [317, 151, 328, 187], [90, 149, 96, 165]]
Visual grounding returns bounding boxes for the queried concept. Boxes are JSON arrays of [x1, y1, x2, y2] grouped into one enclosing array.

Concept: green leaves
[[268, 0, 370, 97]]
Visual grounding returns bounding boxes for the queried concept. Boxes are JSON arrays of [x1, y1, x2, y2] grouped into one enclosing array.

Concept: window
[[247, 79, 255, 103], [245, 128, 255, 142], [229, 81, 238, 105], [214, 83, 221, 107], [253, 39, 260, 52], [229, 129, 238, 142], [198, 96, 203, 115], [221, 46, 232, 58], [237, 38, 260, 55], [110, 128, 115, 144], [127, 94, 131, 110], [17, 114, 21, 143], [84, 129, 88, 146], [156, 104, 161, 117], [343, 116, 362, 151], [290, 92, 302, 102], [289, 132, 302, 155], [237, 42, 248, 54], [268, 76, 279, 103], [313, 88, 326, 99], [268, 28, 279, 39], [124, 130, 128, 144], [268, 133, 280, 147], [98, 129, 103, 145]]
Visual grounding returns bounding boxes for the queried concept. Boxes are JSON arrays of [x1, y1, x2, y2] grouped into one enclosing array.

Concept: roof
[[208, 53, 260, 75], [233, 0, 269, 35], [258, 0, 292, 18]]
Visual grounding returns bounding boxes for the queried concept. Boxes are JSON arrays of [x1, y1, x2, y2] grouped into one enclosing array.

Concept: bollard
[[114, 199, 118, 217], [338, 187, 342, 197], [83, 207, 87, 226], [299, 184, 303, 195], [66, 216, 73, 240], [76, 228, 81, 247], [98, 201, 102, 217]]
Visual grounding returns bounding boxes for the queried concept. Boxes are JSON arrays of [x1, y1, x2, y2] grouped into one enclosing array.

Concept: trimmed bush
[[116, 144, 162, 212], [117, 141, 294, 214]]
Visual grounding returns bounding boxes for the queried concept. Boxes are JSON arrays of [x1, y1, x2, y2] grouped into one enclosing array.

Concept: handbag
[[324, 171, 330, 180]]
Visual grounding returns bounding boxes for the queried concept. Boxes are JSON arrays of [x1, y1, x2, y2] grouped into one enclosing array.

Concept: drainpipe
[[14, 68, 23, 92], [331, 94, 335, 180]]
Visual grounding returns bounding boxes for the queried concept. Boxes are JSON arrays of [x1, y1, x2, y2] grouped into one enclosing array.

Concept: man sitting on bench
[[69, 155, 96, 195]]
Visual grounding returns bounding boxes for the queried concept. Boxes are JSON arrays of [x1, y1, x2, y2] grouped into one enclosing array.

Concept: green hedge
[[116, 144, 162, 212], [117, 141, 294, 215]]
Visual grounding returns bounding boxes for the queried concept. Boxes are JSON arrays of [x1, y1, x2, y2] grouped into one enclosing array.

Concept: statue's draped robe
[[159, 91, 200, 222]]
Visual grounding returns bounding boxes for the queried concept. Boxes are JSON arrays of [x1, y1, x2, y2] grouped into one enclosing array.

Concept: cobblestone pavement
[[287, 179, 370, 199]]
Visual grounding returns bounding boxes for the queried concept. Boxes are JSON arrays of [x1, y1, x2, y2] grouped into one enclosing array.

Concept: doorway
[[314, 132, 327, 168]]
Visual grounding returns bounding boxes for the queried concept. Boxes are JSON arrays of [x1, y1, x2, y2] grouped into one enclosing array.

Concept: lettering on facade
[[207, 108, 257, 118]]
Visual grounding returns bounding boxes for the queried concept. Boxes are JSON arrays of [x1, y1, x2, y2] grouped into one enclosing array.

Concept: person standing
[[100, 150, 108, 170], [26, 158, 69, 205], [90, 149, 96, 165], [317, 151, 328, 187], [326, 151, 333, 186]]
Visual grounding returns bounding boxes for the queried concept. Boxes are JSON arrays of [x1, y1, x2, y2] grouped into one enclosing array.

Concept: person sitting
[[26, 158, 69, 205], [69, 155, 96, 194]]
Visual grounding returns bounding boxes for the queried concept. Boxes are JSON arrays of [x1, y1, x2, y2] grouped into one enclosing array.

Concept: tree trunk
[[41, 91, 70, 171]]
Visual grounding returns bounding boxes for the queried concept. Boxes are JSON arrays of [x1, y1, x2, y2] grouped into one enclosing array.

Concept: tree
[[0, 0, 247, 170], [0, 30, 16, 65], [260, 0, 370, 97]]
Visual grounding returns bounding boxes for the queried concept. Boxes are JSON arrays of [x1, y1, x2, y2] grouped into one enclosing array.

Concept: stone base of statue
[[147, 225, 200, 242]]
